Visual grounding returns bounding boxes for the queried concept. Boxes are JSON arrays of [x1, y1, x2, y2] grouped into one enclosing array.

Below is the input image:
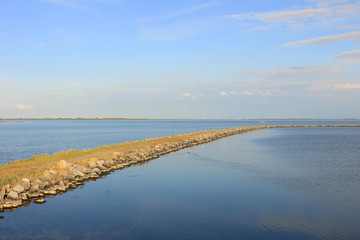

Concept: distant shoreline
[[1, 118, 360, 121]]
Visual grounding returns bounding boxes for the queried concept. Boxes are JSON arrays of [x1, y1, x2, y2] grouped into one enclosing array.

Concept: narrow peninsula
[[1, 124, 359, 212]]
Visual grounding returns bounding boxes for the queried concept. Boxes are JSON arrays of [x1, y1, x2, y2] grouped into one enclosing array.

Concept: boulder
[[96, 161, 107, 170], [56, 160, 71, 170], [91, 168, 101, 174], [88, 161, 97, 169], [112, 152, 123, 160], [34, 199, 46, 204], [4, 184, 12, 193], [29, 184, 39, 193], [22, 178, 31, 191], [0, 190, 5, 202], [13, 184, 25, 194], [7, 191, 19, 199], [75, 164, 91, 174]]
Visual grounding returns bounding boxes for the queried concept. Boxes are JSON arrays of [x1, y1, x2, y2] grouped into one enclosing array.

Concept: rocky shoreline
[[1, 124, 359, 213]]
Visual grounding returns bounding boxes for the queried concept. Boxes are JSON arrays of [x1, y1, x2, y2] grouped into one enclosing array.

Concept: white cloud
[[226, 8, 332, 23], [241, 90, 254, 96], [219, 90, 257, 96], [257, 90, 272, 95], [330, 49, 360, 64], [284, 30, 360, 46], [174, 92, 198, 100], [225, 1, 360, 32], [307, 0, 349, 7], [309, 83, 360, 91], [219, 91, 229, 96], [233, 65, 348, 79], [15, 104, 35, 110]]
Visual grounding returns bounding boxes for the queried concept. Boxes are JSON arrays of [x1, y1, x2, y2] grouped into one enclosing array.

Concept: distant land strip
[[2, 118, 360, 121], [1, 124, 359, 212]]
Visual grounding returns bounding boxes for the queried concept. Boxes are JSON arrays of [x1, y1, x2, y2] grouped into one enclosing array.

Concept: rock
[[34, 199, 46, 204], [41, 170, 52, 181], [20, 193, 29, 201], [56, 160, 71, 169], [44, 190, 57, 195], [0, 188, 5, 202], [58, 181, 65, 187], [22, 178, 31, 191], [112, 152, 123, 160], [64, 172, 75, 181], [91, 168, 101, 174], [88, 161, 97, 169], [7, 191, 19, 199], [75, 164, 91, 174], [13, 184, 25, 194], [107, 159, 115, 166], [4, 184, 12, 193], [72, 169, 85, 177], [96, 161, 106, 170], [29, 184, 39, 193]]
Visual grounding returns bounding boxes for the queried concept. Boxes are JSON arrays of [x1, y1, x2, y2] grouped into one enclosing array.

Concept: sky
[[0, 0, 359, 119]]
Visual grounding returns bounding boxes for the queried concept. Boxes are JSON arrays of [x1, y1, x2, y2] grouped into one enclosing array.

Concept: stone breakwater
[[0, 124, 359, 212]]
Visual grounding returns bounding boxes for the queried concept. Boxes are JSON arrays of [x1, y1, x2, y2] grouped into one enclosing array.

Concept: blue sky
[[1, 0, 359, 119]]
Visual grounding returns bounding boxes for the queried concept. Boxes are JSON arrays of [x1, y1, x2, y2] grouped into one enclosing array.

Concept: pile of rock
[[0, 126, 268, 212]]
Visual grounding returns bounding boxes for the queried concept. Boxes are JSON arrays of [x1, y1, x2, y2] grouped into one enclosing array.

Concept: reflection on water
[[1, 127, 360, 239]]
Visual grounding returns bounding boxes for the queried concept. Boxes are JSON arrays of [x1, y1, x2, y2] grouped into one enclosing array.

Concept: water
[[1, 119, 359, 165], [1, 121, 360, 239]]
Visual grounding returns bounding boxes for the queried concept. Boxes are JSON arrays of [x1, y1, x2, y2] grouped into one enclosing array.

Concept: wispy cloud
[[138, 1, 221, 41], [233, 65, 348, 79], [174, 92, 198, 100], [284, 30, 360, 46], [219, 90, 255, 96], [225, 1, 360, 32], [309, 83, 360, 91], [329, 49, 360, 64], [15, 104, 35, 110]]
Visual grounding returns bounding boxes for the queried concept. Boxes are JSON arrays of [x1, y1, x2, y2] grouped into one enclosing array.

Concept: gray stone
[[13, 184, 25, 194], [75, 164, 91, 174], [91, 168, 101, 174], [22, 178, 31, 191], [4, 184, 12, 193], [0, 188, 5, 202], [88, 161, 97, 169], [34, 198, 46, 204], [56, 160, 71, 169], [7, 191, 19, 199], [96, 161, 106, 170]]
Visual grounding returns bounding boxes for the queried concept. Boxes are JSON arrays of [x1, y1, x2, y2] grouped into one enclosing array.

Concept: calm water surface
[[1, 125, 360, 240]]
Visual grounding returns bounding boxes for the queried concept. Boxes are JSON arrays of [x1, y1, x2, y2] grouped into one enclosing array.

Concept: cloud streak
[[329, 49, 360, 64], [284, 31, 360, 46], [225, 1, 360, 32], [233, 65, 348, 79], [15, 104, 35, 110], [174, 92, 198, 100]]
